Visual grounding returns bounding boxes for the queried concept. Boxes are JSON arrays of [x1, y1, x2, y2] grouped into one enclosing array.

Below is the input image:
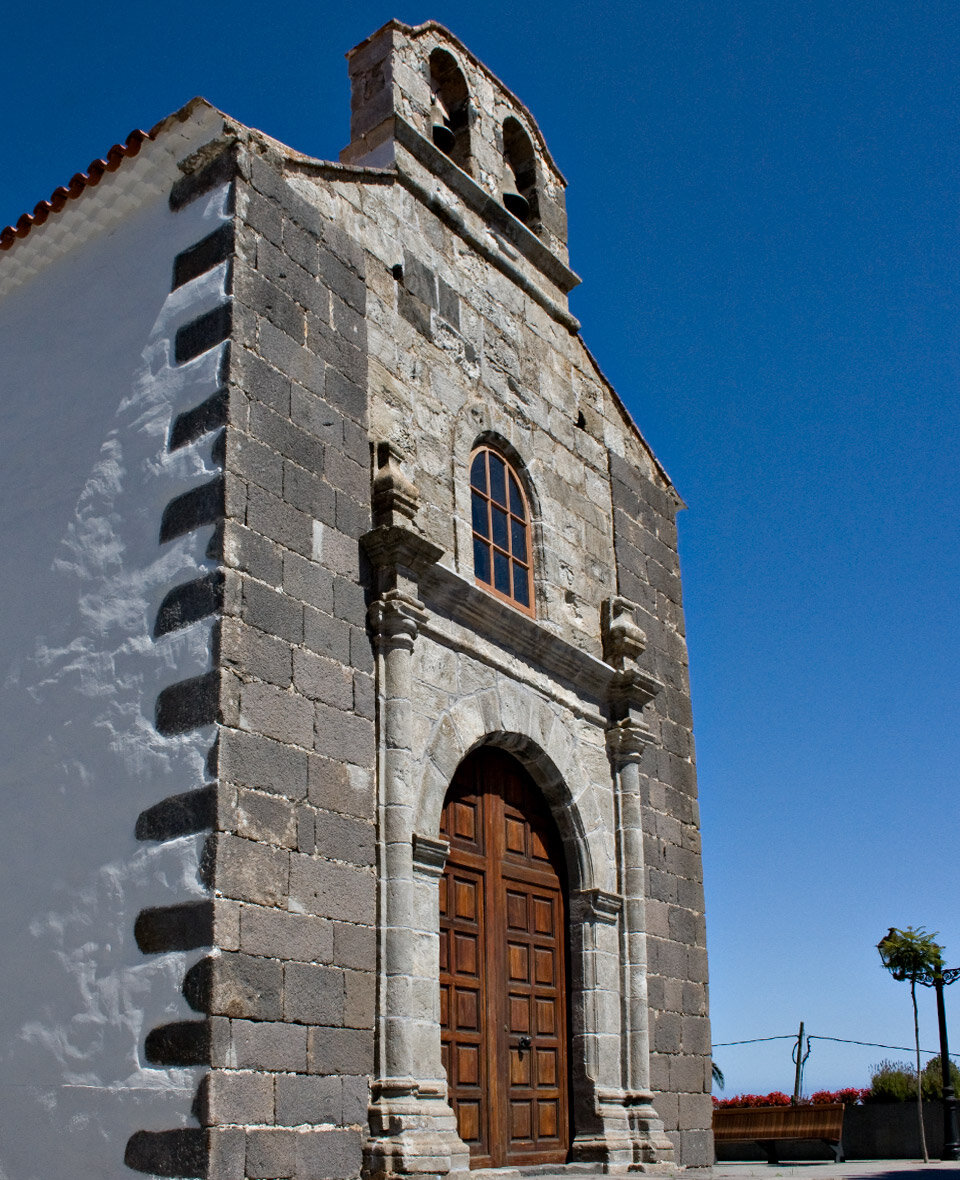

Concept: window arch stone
[[469, 444, 534, 614], [451, 400, 544, 616]]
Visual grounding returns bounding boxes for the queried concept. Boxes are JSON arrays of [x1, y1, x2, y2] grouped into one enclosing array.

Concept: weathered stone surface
[[284, 961, 344, 1025], [288, 854, 375, 926], [240, 904, 333, 963], [236, 787, 298, 847], [311, 809, 375, 866], [307, 1025, 375, 1075], [231, 1018, 308, 1072], [275, 1072, 342, 1125], [219, 727, 309, 800], [207, 833, 289, 908], [197, 1070, 275, 1126]]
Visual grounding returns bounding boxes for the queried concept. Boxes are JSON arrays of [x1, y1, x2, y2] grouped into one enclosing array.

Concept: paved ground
[[712, 1161, 960, 1179], [506, 1164, 960, 1180]]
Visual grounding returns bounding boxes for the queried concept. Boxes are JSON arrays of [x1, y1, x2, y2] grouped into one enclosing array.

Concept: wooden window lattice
[[470, 447, 534, 616]]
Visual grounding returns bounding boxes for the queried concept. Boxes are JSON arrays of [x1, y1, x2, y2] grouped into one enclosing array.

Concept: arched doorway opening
[[439, 747, 570, 1168]]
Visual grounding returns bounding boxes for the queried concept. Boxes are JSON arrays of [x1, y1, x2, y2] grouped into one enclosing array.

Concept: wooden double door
[[439, 749, 570, 1168]]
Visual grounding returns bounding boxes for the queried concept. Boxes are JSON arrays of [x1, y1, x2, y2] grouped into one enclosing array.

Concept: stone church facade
[[0, 21, 710, 1180]]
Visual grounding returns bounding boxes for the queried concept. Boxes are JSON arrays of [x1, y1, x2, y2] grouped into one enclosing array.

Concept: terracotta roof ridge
[[0, 97, 220, 254]]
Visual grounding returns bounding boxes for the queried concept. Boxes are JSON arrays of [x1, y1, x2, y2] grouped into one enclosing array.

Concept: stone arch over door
[[410, 682, 631, 1167], [415, 683, 611, 896]]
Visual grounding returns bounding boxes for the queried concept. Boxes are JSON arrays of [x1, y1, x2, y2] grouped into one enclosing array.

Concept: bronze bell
[[502, 173, 530, 221], [430, 91, 456, 153]]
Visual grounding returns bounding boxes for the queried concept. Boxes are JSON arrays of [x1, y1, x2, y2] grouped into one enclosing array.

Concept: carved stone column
[[599, 598, 675, 1167], [361, 446, 469, 1180], [606, 718, 675, 1164], [568, 886, 639, 1169]]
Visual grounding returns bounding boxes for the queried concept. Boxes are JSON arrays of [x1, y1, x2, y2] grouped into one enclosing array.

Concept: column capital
[[412, 833, 449, 879], [606, 716, 654, 765], [570, 887, 622, 926], [368, 590, 427, 653]]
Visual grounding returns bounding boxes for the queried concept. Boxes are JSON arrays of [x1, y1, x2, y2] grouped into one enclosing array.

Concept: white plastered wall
[[0, 168, 230, 1178]]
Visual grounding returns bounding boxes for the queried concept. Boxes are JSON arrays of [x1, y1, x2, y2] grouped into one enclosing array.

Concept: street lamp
[[918, 964, 960, 1161]]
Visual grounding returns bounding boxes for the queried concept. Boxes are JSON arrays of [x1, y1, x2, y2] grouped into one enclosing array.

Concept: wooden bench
[[713, 1103, 845, 1164]]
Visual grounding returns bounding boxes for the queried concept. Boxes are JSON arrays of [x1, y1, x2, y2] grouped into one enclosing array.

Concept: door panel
[[439, 749, 569, 1169], [439, 862, 488, 1157]]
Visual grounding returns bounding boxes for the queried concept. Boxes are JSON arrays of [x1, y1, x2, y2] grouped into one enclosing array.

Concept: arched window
[[469, 446, 534, 615]]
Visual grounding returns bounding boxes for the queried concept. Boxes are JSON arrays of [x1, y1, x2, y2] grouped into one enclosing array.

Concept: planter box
[[715, 1102, 948, 1161], [713, 1104, 844, 1164]]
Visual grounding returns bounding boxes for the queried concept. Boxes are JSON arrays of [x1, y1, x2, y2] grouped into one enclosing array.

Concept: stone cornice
[[421, 566, 610, 700], [393, 117, 580, 296], [419, 565, 664, 713], [361, 524, 445, 577]]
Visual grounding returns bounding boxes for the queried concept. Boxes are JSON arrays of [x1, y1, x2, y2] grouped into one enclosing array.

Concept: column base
[[570, 1089, 675, 1171], [365, 1077, 471, 1180]]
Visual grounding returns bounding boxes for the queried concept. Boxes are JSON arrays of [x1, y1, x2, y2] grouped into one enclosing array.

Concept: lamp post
[[919, 964, 960, 1161]]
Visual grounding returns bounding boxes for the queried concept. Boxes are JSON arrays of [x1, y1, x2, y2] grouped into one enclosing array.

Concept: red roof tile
[[0, 128, 154, 252]]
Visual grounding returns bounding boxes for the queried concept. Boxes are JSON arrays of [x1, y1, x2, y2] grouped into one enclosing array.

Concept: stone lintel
[[362, 523, 444, 581], [421, 566, 613, 704], [607, 668, 664, 716]]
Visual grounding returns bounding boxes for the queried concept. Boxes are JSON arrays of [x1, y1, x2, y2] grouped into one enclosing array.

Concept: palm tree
[[877, 925, 943, 1163]]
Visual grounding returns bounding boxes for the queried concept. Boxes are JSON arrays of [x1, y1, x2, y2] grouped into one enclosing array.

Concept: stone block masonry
[[127, 136, 378, 1178], [214, 145, 377, 1176], [609, 451, 712, 1165]]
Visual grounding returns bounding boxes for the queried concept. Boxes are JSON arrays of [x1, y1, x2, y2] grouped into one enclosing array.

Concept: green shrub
[[865, 1060, 919, 1103], [865, 1057, 960, 1102], [921, 1056, 960, 1100]]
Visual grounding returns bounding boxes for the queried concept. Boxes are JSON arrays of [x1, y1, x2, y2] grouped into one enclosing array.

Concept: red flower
[[810, 1090, 836, 1105]]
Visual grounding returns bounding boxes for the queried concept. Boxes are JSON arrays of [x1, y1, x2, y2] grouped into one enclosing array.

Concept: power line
[[808, 1035, 960, 1060], [712, 1036, 797, 1047], [711, 1032, 960, 1060]]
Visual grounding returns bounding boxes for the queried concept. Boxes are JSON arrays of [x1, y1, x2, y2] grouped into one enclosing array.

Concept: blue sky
[[4, 0, 960, 1096]]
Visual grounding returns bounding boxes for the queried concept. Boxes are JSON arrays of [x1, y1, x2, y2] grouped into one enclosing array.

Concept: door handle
[[516, 1035, 532, 1051]]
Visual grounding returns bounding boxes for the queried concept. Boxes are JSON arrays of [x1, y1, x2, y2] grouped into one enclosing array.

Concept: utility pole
[[792, 1022, 806, 1105]]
